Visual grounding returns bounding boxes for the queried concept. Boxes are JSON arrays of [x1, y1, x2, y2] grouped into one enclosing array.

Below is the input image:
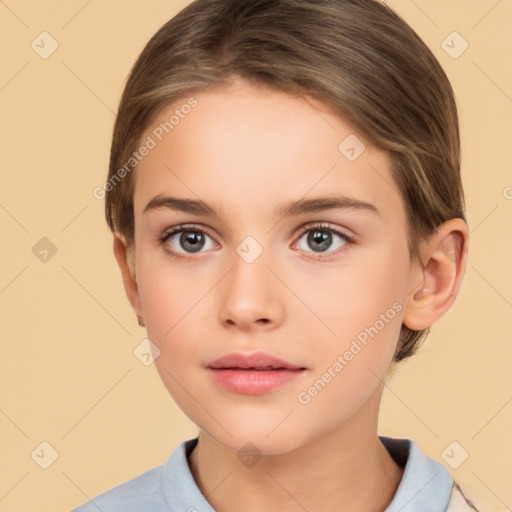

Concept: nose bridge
[[218, 237, 283, 328]]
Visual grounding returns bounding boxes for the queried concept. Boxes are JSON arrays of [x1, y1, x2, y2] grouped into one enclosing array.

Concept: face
[[127, 78, 416, 455]]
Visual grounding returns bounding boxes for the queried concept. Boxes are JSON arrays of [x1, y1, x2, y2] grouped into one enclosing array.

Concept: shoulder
[[71, 438, 202, 512], [70, 463, 166, 512]]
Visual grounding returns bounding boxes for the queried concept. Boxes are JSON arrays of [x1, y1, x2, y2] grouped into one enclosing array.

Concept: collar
[[160, 436, 453, 511], [380, 436, 453, 511]]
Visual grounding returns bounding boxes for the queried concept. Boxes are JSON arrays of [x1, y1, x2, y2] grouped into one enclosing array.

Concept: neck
[[187, 390, 404, 512]]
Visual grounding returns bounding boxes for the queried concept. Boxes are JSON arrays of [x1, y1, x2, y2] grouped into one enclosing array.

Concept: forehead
[[133, 80, 405, 226]]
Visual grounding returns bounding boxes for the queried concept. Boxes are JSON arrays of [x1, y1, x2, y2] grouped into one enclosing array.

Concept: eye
[[158, 225, 217, 258], [158, 222, 354, 261], [294, 222, 354, 257]]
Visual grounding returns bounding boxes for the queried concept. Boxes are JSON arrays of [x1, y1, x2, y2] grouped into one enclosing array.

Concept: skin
[[114, 77, 469, 511]]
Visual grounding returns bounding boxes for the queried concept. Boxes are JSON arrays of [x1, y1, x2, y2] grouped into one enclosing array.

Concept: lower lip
[[207, 368, 305, 395]]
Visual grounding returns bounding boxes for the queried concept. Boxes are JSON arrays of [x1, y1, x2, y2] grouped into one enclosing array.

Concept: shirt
[[71, 436, 478, 511]]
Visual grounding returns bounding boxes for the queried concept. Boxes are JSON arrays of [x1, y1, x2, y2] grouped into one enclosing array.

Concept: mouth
[[206, 352, 307, 395], [206, 352, 306, 371], [209, 365, 304, 371]]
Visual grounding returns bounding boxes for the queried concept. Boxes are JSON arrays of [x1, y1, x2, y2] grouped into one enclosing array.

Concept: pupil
[[308, 230, 331, 252], [181, 231, 204, 252]]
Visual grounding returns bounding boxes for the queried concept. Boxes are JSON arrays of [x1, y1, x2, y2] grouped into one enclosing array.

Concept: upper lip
[[206, 352, 305, 370]]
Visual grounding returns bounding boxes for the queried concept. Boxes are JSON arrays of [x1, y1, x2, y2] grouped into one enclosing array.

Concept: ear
[[113, 235, 143, 320], [402, 218, 469, 331]]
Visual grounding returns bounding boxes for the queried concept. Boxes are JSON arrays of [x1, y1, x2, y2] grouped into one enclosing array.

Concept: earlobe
[[402, 218, 469, 331], [113, 236, 143, 319]]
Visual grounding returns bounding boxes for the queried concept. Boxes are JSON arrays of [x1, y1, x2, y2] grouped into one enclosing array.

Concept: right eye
[[158, 225, 218, 258]]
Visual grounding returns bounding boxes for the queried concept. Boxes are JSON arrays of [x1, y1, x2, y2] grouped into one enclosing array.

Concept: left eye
[[295, 226, 350, 254]]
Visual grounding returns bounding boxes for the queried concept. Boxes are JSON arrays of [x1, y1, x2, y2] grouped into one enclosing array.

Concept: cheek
[[137, 268, 205, 406], [294, 287, 404, 425], [135, 254, 219, 378], [297, 245, 408, 346], [135, 243, 199, 329], [294, 243, 408, 391]]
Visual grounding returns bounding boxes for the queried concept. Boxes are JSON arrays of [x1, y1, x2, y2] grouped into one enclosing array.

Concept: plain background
[[0, 1, 510, 510]]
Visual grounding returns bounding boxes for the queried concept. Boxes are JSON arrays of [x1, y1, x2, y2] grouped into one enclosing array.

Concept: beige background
[[0, 1, 510, 511]]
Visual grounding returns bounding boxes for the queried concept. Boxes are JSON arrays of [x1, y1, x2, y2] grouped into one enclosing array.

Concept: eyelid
[[159, 222, 354, 242], [293, 221, 355, 241]]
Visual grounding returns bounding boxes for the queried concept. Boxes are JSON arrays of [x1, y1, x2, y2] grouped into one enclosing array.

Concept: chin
[[218, 433, 301, 457], [195, 415, 312, 457]]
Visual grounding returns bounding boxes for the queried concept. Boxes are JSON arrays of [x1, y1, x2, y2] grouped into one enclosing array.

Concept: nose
[[218, 247, 285, 332]]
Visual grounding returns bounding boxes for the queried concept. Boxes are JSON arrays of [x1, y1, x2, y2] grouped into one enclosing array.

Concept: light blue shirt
[[71, 436, 460, 511]]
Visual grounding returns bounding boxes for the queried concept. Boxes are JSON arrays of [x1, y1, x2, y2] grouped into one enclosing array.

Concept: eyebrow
[[142, 194, 379, 218]]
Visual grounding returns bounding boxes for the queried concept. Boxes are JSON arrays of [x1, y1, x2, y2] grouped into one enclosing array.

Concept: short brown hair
[[105, 0, 466, 363]]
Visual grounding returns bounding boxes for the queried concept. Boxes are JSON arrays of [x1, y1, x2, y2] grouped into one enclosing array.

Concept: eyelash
[[157, 222, 355, 261]]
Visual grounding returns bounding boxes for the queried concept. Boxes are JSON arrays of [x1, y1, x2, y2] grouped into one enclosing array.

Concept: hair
[[104, 0, 466, 363]]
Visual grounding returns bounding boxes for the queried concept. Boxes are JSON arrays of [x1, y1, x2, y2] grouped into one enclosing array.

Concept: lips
[[206, 352, 307, 395], [206, 352, 305, 371]]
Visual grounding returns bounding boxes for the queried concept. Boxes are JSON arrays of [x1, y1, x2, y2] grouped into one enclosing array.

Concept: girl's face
[[129, 78, 417, 454]]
